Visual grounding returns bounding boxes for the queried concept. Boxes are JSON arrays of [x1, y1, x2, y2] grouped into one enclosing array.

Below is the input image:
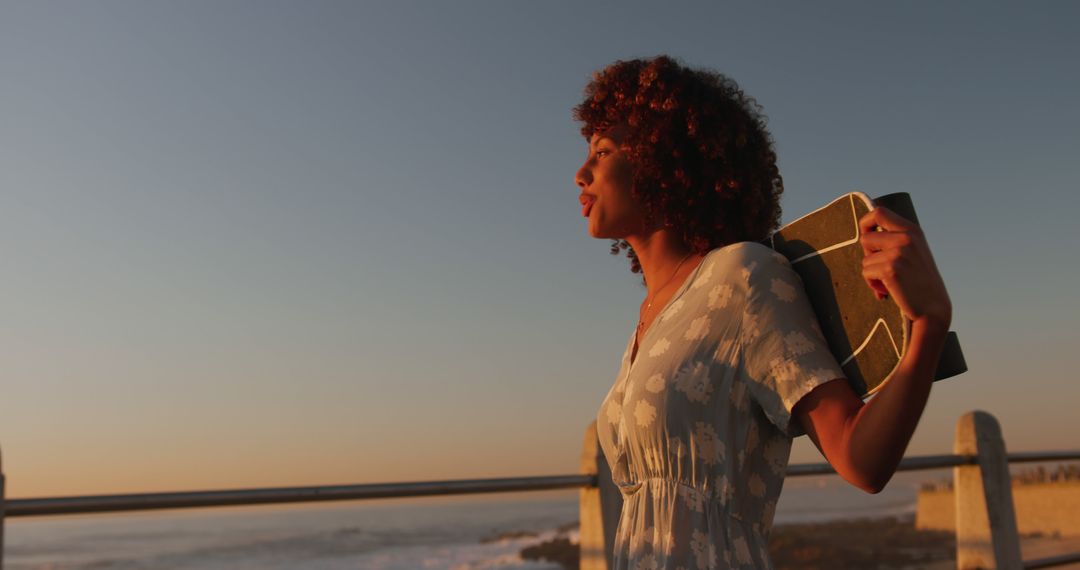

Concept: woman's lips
[[580, 195, 596, 217]]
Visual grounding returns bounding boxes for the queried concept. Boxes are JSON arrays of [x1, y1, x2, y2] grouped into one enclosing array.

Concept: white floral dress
[[596, 241, 846, 570]]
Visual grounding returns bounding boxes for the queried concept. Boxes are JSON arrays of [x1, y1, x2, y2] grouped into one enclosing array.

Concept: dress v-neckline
[[627, 251, 714, 369]]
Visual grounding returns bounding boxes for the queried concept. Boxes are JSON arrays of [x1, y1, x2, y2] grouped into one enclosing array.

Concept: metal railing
[[4, 454, 1075, 517], [2, 474, 594, 518], [1, 411, 1078, 569]]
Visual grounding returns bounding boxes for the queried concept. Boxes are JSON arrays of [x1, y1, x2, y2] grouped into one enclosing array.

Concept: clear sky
[[1, 1, 1077, 498]]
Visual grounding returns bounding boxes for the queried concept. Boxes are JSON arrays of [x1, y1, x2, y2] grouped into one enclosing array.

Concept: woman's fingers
[[859, 206, 916, 234], [859, 229, 914, 253], [862, 250, 951, 323], [856, 205, 951, 325], [859, 207, 924, 256], [861, 258, 899, 300]]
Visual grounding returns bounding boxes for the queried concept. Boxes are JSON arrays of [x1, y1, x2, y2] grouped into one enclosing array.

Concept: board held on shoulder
[[761, 192, 966, 404]]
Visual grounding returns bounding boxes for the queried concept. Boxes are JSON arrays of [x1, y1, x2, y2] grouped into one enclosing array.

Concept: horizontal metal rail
[[5, 474, 595, 518], [4, 451, 1077, 518], [1002, 450, 1080, 464], [787, 450, 1080, 477], [787, 453, 978, 476], [1025, 551, 1080, 569]]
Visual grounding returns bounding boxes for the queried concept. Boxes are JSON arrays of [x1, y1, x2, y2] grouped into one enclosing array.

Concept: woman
[[573, 56, 952, 569]]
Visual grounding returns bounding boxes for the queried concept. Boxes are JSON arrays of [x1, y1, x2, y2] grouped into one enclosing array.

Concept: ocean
[[4, 472, 936, 569]]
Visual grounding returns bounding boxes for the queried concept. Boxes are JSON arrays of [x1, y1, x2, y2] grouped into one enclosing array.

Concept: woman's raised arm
[[793, 205, 953, 494]]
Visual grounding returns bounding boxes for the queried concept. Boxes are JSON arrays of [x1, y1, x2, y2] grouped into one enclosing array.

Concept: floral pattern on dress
[[596, 242, 846, 569]]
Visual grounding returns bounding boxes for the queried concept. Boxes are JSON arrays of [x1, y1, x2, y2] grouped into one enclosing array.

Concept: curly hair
[[572, 55, 784, 278]]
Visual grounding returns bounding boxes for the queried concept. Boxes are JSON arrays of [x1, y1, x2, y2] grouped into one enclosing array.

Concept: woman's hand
[[859, 206, 952, 329]]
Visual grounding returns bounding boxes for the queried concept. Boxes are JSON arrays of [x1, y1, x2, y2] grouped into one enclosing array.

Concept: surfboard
[[760, 192, 966, 398]]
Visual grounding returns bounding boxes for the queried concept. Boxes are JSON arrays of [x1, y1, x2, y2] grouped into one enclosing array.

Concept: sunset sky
[[1, 1, 1077, 499]]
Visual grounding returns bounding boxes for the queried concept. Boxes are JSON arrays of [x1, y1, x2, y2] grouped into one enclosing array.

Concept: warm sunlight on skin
[[576, 126, 643, 241]]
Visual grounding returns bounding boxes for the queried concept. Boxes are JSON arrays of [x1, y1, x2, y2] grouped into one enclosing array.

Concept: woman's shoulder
[[706, 240, 790, 271], [694, 242, 798, 300]]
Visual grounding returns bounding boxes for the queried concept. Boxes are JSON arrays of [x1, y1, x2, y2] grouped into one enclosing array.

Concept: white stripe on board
[[790, 194, 865, 265], [839, 317, 901, 366]]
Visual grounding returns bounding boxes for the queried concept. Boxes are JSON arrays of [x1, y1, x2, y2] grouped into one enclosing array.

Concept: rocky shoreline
[[766, 515, 955, 569], [519, 515, 959, 569]]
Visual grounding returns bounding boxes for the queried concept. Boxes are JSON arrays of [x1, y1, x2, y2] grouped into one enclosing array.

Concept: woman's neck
[[626, 229, 699, 297]]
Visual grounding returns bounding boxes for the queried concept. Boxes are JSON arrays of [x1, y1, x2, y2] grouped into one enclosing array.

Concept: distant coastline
[[919, 462, 1080, 492], [916, 463, 1080, 537]]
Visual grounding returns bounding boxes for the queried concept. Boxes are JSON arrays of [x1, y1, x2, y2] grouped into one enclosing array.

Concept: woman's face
[[575, 125, 649, 240]]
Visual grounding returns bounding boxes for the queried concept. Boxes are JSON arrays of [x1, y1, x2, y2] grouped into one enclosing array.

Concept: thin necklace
[[637, 251, 694, 337]]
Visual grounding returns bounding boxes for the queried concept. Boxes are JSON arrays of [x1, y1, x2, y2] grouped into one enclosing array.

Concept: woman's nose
[[575, 163, 591, 189]]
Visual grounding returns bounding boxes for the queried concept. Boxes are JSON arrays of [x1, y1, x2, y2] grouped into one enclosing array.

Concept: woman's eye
[[595, 149, 610, 158]]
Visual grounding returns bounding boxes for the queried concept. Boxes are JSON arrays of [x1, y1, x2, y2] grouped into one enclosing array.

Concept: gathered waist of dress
[[615, 476, 765, 535]]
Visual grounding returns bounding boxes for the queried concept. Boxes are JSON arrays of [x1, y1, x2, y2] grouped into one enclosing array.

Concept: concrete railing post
[[580, 421, 622, 570], [953, 410, 1022, 569], [2, 445, 6, 569]]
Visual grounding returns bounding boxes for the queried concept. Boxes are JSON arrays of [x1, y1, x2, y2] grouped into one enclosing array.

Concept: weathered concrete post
[[954, 410, 1022, 569], [1, 445, 6, 569], [580, 421, 622, 570]]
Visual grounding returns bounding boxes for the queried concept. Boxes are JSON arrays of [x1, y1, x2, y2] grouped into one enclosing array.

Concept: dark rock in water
[[520, 536, 579, 569]]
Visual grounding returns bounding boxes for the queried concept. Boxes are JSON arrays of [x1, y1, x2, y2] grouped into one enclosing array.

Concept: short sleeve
[[735, 244, 846, 438]]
